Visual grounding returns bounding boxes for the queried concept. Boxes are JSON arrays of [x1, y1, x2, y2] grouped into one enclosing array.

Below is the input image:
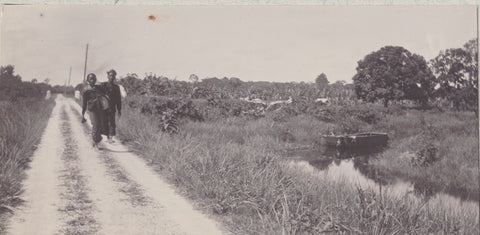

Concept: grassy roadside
[[0, 97, 55, 232], [116, 98, 479, 234]]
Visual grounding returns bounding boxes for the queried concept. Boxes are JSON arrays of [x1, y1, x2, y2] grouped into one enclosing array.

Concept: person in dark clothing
[[82, 73, 108, 148], [100, 69, 122, 143]]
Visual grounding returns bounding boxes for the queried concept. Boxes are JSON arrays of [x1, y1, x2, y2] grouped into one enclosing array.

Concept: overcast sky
[[0, 5, 477, 85]]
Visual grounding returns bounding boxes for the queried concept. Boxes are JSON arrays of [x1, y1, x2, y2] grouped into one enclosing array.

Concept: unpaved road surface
[[7, 95, 225, 235]]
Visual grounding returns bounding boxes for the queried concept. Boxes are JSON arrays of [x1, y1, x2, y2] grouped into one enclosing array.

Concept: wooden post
[[64, 66, 72, 96], [83, 44, 89, 84], [68, 66, 72, 86]]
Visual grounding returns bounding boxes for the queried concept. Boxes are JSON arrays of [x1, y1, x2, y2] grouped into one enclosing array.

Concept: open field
[[116, 95, 479, 234]]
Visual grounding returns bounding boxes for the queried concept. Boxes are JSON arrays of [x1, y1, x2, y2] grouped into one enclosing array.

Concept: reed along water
[[286, 146, 479, 212]]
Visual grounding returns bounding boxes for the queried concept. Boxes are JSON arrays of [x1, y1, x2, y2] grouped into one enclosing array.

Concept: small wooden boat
[[323, 132, 388, 149]]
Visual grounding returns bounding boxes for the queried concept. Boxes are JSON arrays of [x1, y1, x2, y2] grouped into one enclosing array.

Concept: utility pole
[[63, 76, 67, 96], [83, 43, 89, 84], [64, 66, 72, 96], [68, 66, 72, 86]]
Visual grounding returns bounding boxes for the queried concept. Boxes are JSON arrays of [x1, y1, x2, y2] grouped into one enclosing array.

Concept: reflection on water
[[286, 146, 479, 207]]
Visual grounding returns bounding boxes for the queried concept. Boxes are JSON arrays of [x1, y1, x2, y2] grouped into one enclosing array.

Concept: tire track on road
[[58, 107, 100, 234], [65, 101, 183, 234], [8, 96, 227, 234], [69, 107, 151, 207], [66, 97, 226, 235]]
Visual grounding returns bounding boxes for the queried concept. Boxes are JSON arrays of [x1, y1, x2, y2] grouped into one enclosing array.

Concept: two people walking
[[81, 70, 122, 148]]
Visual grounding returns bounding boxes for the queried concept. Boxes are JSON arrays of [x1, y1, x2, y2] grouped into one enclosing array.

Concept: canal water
[[286, 147, 479, 212]]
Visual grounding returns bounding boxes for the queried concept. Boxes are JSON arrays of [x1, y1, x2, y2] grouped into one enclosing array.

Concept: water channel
[[286, 146, 479, 212]]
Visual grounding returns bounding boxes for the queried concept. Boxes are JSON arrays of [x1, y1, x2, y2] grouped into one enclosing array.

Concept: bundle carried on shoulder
[[87, 91, 110, 112]]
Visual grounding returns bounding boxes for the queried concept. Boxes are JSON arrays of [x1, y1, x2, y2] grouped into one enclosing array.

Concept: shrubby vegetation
[[111, 39, 478, 198], [117, 95, 478, 234], [120, 90, 479, 199]]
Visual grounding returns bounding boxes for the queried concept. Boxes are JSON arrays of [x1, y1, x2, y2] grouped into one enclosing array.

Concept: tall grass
[[117, 98, 479, 234], [0, 98, 55, 232], [370, 109, 479, 200], [304, 103, 479, 200]]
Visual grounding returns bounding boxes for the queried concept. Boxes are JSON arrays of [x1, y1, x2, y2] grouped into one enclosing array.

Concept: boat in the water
[[323, 132, 388, 148]]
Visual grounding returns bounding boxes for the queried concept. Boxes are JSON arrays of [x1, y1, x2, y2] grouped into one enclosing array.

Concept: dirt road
[[7, 95, 225, 235]]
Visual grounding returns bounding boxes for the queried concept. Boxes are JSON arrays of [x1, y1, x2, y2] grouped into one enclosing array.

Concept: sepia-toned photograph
[[0, 4, 478, 234]]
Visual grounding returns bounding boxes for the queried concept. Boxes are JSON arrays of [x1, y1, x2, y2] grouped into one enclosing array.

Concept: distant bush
[[353, 106, 381, 124], [338, 115, 363, 134], [135, 96, 204, 122], [200, 97, 268, 120], [306, 104, 335, 122], [384, 104, 407, 116], [0, 77, 50, 101], [307, 104, 383, 128], [265, 106, 297, 122], [411, 118, 441, 167], [125, 95, 203, 134], [0, 65, 51, 101]]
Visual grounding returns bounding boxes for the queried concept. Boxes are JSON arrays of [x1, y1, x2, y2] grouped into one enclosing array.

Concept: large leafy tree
[[1, 65, 21, 80], [353, 46, 434, 107], [1, 65, 23, 100], [328, 80, 346, 98], [429, 38, 477, 110]]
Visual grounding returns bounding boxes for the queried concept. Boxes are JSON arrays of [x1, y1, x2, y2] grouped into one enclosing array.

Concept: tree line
[[117, 38, 476, 111], [353, 38, 477, 110], [0, 65, 51, 101], [0, 65, 77, 101], [2, 38, 476, 111]]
